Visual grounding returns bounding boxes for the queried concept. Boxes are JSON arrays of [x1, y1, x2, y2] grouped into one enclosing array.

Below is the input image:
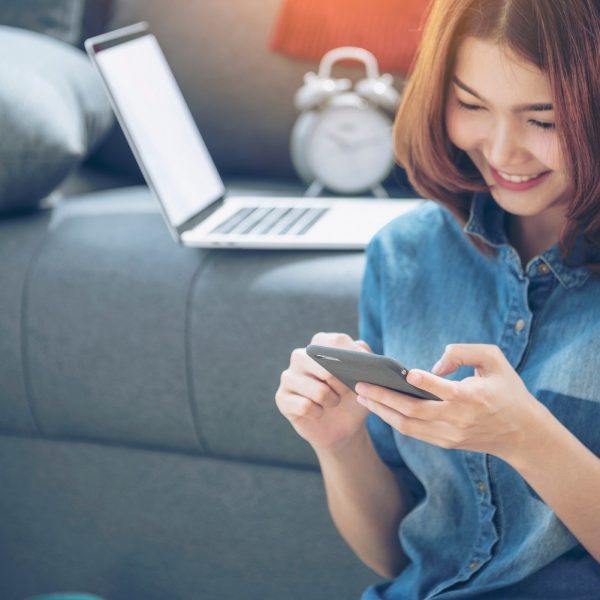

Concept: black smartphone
[[306, 344, 442, 401]]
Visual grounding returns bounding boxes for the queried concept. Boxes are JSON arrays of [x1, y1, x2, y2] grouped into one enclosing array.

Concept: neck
[[505, 209, 566, 266]]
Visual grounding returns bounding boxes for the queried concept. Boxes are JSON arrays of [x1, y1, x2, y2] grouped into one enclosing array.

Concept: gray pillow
[[0, 26, 114, 214], [0, 0, 85, 45]]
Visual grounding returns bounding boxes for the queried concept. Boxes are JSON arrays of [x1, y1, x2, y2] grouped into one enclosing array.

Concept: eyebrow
[[452, 76, 554, 112]]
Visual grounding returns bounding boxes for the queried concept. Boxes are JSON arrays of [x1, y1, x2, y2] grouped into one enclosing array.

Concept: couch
[[0, 1, 416, 598]]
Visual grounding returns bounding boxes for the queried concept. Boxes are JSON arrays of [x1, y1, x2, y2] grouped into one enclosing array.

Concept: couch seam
[[19, 225, 52, 436], [184, 251, 218, 454], [0, 429, 321, 473]]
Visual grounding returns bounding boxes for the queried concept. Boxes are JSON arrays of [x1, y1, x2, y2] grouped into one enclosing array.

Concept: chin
[[489, 187, 565, 217]]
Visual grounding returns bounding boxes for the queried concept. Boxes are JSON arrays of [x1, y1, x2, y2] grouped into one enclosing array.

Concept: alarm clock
[[290, 46, 401, 197]]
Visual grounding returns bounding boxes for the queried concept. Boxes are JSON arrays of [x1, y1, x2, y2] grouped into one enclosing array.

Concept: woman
[[275, 0, 600, 598]]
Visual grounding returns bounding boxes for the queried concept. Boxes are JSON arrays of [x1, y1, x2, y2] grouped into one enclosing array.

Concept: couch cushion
[[0, 26, 113, 214], [0, 435, 379, 599], [16, 186, 364, 468], [188, 248, 363, 467], [270, 0, 429, 73], [0, 207, 52, 435], [22, 188, 203, 452], [0, 0, 85, 45]]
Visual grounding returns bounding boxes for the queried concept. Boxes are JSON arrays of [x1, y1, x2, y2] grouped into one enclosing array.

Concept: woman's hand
[[275, 332, 372, 453], [355, 343, 551, 462]]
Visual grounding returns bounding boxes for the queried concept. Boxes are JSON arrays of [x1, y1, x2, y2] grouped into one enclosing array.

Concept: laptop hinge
[[176, 196, 226, 236], [90, 22, 150, 52]]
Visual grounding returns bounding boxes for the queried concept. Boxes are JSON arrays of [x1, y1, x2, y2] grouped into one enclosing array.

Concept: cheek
[[529, 134, 564, 172], [445, 104, 480, 151]]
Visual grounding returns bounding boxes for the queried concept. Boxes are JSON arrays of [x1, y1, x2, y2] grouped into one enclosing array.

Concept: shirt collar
[[463, 192, 591, 289], [463, 192, 507, 248]]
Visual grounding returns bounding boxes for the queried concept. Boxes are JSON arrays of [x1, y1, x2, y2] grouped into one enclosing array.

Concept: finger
[[304, 334, 372, 394], [405, 370, 463, 403], [285, 370, 342, 409], [303, 354, 352, 397], [355, 383, 445, 420], [432, 343, 507, 377], [280, 393, 324, 421], [310, 331, 356, 350], [357, 395, 449, 441], [291, 347, 348, 395], [355, 339, 373, 353]]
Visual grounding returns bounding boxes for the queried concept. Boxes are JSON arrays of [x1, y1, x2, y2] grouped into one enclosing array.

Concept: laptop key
[[210, 207, 256, 234], [235, 207, 276, 234], [210, 205, 329, 237], [251, 207, 293, 235], [282, 208, 328, 236], [296, 208, 328, 235], [277, 208, 311, 235]]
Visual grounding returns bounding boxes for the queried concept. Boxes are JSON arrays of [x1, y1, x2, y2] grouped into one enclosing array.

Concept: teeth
[[497, 169, 543, 183]]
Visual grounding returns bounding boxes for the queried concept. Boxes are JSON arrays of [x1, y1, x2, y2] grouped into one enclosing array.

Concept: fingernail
[[407, 370, 421, 385], [355, 382, 368, 395], [431, 360, 443, 374]]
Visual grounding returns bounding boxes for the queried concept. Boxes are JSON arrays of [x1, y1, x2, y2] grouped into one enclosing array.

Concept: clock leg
[[305, 180, 324, 197], [371, 184, 389, 198]]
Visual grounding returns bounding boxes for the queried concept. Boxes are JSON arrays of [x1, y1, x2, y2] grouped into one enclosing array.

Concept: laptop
[[85, 22, 422, 249]]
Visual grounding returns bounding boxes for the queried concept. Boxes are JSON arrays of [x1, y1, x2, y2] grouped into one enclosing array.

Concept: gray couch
[[0, 1, 414, 598]]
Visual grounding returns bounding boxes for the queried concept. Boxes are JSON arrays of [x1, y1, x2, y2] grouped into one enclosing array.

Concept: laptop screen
[[92, 33, 226, 229]]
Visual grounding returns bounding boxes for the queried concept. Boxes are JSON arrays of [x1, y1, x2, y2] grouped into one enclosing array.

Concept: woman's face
[[445, 36, 570, 220]]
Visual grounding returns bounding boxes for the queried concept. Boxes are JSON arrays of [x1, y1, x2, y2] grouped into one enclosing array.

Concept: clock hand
[[351, 133, 392, 149], [325, 131, 352, 150]]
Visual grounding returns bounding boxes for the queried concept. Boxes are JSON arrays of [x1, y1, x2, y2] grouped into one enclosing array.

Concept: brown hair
[[395, 0, 600, 272]]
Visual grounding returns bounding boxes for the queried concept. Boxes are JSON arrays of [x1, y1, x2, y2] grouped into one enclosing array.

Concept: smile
[[490, 165, 551, 191], [496, 169, 544, 183]]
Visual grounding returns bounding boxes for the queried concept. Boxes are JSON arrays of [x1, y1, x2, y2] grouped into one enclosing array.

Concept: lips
[[490, 165, 551, 191]]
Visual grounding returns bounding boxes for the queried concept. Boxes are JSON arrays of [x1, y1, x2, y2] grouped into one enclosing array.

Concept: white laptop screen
[[94, 34, 225, 228]]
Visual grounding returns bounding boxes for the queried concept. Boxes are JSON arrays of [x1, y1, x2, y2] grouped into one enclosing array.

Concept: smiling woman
[[444, 37, 568, 261], [395, 0, 600, 271], [275, 1, 600, 599]]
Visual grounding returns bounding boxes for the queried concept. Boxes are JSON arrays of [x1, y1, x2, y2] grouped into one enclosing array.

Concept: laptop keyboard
[[210, 206, 329, 236]]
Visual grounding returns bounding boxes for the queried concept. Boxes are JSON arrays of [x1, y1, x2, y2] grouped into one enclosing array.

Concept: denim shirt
[[359, 193, 600, 599]]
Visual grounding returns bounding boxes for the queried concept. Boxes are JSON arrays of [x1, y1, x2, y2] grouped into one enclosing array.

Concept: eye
[[457, 97, 556, 132], [529, 119, 555, 131], [457, 99, 484, 111]]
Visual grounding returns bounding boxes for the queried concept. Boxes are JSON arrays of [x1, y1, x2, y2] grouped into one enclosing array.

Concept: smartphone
[[306, 344, 442, 401]]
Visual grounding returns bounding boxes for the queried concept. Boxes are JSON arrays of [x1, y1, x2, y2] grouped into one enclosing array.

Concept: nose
[[484, 118, 528, 168]]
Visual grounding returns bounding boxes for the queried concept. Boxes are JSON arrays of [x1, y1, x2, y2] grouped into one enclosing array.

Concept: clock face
[[305, 104, 395, 194]]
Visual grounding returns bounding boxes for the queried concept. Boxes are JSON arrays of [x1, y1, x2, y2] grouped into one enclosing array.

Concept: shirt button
[[538, 263, 550, 274], [515, 319, 526, 332], [477, 481, 487, 494], [468, 560, 479, 571]]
